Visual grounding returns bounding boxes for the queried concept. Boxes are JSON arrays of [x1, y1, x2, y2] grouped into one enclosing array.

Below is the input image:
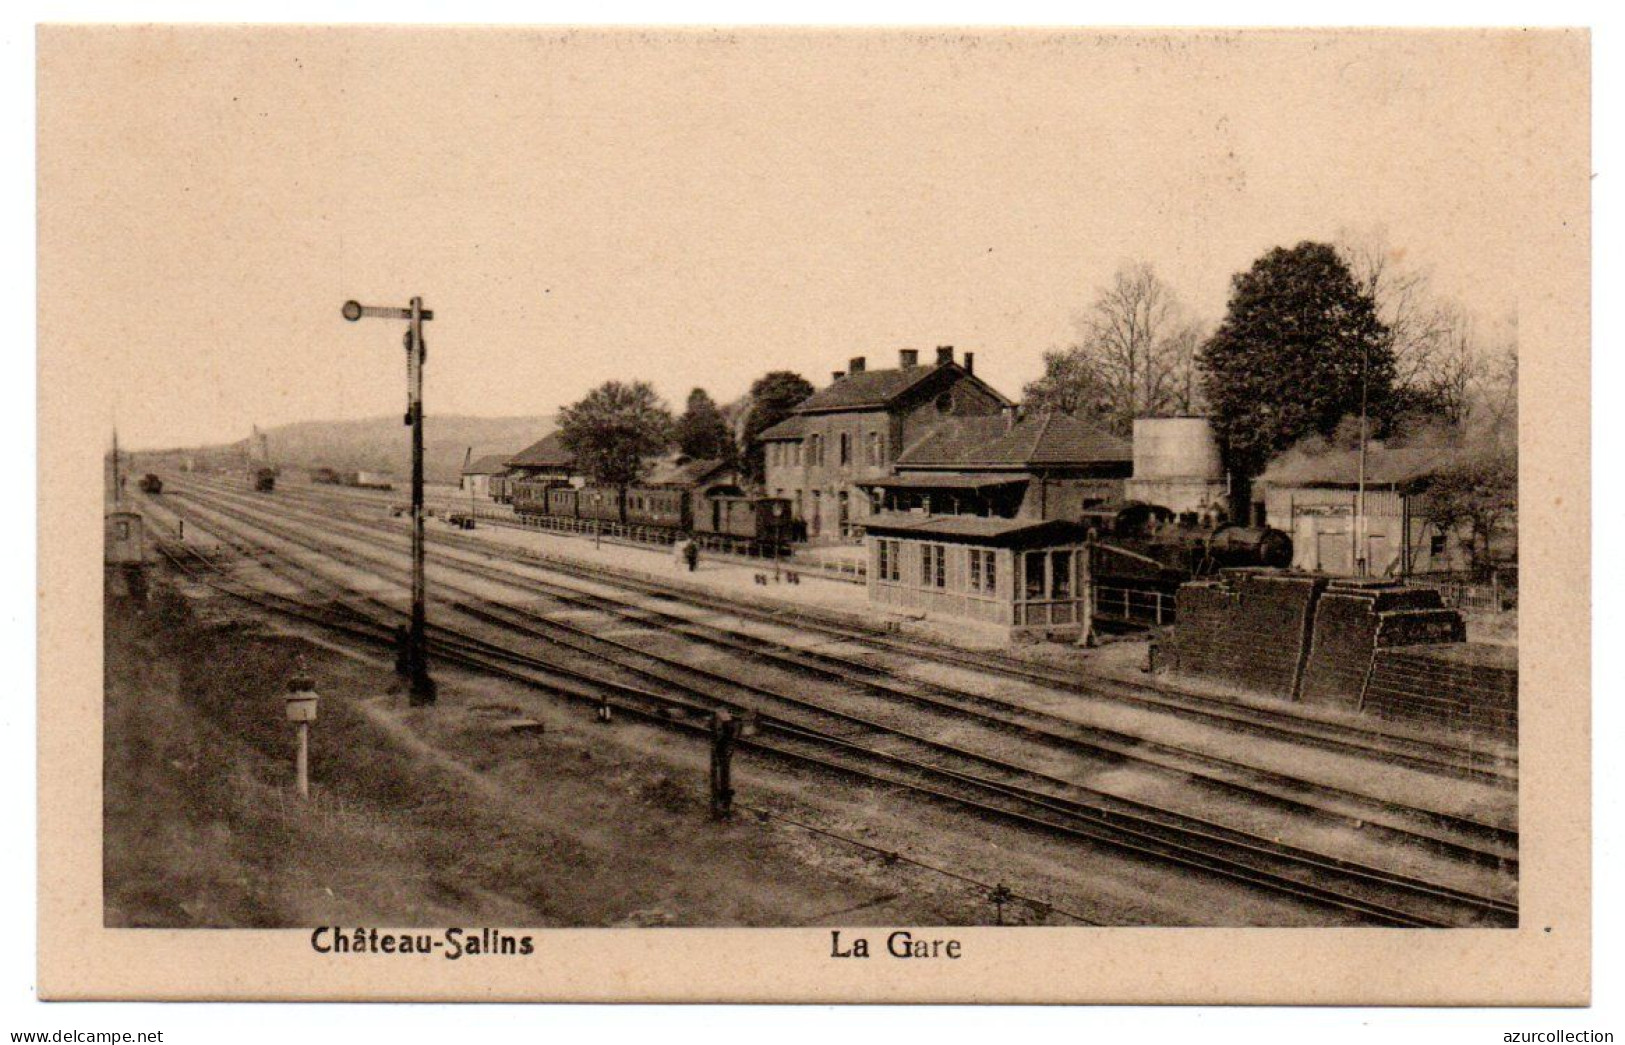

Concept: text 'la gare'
[[830, 931, 962, 959]]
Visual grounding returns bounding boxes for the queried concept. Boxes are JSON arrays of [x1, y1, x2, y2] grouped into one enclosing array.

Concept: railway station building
[[864, 514, 1094, 640], [757, 346, 1013, 543], [460, 453, 514, 502], [505, 431, 579, 487]]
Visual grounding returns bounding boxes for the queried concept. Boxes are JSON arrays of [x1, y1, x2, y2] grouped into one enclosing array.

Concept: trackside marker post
[[285, 673, 320, 799]]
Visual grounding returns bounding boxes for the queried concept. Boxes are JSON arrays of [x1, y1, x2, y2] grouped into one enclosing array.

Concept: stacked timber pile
[[1297, 581, 1466, 710], [1171, 570, 1515, 739], [1169, 571, 1326, 701]]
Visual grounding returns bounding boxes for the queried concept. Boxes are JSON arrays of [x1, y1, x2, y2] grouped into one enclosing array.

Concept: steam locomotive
[[1081, 501, 1293, 609]]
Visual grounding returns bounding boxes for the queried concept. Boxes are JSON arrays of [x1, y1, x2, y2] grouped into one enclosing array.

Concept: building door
[[1365, 533, 1392, 577], [1316, 528, 1351, 575]]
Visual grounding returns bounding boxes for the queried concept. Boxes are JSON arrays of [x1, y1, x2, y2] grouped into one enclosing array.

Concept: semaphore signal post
[[341, 296, 438, 705]]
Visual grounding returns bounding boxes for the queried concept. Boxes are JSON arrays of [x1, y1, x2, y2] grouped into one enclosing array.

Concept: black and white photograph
[[34, 23, 1589, 1005]]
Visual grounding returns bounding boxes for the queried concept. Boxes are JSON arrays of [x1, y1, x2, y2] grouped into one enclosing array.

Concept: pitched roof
[[1259, 445, 1465, 487], [506, 431, 575, 469], [896, 414, 1132, 469], [757, 415, 809, 441], [643, 456, 733, 487], [462, 453, 512, 476], [790, 362, 1013, 414]]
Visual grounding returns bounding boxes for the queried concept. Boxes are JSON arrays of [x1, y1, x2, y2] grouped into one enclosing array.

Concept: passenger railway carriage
[[508, 472, 794, 553]]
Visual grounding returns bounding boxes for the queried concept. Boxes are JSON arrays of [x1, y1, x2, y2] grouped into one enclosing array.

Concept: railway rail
[[154, 479, 1518, 928]]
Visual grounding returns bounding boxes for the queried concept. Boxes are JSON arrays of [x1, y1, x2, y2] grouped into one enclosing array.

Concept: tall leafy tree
[[740, 370, 815, 482], [1198, 241, 1394, 487], [557, 381, 675, 487], [676, 388, 735, 463]]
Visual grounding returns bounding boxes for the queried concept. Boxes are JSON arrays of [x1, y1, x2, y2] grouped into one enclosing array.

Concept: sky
[[39, 27, 1547, 449]]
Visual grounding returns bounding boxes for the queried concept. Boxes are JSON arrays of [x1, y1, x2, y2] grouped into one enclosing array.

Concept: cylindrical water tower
[[1126, 417, 1227, 515]]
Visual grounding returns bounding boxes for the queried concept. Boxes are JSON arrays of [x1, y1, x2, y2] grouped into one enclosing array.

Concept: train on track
[[508, 477, 797, 554], [311, 467, 395, 491], [1082, 501, 1293, 600]]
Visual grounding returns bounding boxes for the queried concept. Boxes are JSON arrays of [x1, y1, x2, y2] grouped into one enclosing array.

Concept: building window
[[876, 539, 902, 582], [1024, 552, 1046, 600], [840, 432, 851, 465], [868, 431, 883, 465], [935, 390, 955, 414], [1430, 533, 1447, 556], [921, 543, 946, 588], [969, 548, 997, 594], [1051, 550, 1073, 599]]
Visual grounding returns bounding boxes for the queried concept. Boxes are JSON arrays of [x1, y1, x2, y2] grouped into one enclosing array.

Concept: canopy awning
[[861, 472, 1033, 491], [863, 512, 1090, 549]]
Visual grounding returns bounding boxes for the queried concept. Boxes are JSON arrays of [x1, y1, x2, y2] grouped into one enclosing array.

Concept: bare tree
[[1023, 261, 1207, 433], [1336, 226, 1481, 428]]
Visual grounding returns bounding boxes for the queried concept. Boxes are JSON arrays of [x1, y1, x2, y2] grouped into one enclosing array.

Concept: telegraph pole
[[1355, 339, 1370, 578], [342, 296, 437, 705]]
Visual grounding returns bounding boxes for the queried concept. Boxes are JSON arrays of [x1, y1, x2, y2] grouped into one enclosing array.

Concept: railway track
[[263, 476, 1519, 786], [155, 480, 1518, 928], [178, 479, 1519, 850]]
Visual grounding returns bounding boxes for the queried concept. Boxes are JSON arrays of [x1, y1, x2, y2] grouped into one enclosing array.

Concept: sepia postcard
[[37, 25, 1589, 1003]]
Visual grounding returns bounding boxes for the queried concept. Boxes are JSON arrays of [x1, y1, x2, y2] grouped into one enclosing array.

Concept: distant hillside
[[144, 415, 555, 486], [265, 415, 555, 484]]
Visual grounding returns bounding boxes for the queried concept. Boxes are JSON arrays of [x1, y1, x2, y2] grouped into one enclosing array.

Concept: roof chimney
[[899, 348, 919, 369], [963, 351, 974, 375], [849, 356, 866, 375], [936, 345, 954, 366], [831, 370, 845, 383]]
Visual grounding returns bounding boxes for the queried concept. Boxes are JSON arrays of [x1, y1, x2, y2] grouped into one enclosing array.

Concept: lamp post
[[342, 297, 437, 705]]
